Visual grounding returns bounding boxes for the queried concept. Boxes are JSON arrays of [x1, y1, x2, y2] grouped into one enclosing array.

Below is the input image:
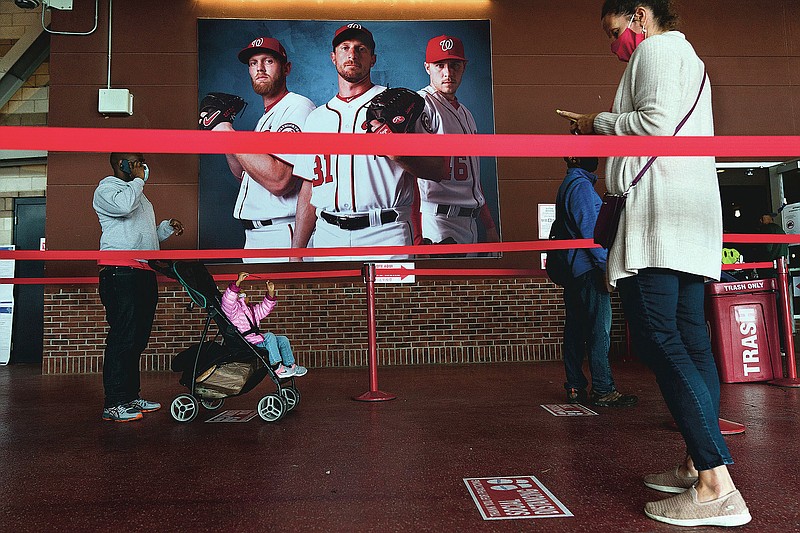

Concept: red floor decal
[[464, 476, 573, 520], [204, 410, 258, 423], [541, 404, 598, 416]]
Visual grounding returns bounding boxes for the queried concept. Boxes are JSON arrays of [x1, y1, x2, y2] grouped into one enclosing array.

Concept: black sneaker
[[566, 388, 588, 404], [590, 389, 638, 407]]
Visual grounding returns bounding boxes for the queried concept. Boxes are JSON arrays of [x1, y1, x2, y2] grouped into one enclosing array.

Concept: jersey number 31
[[312, 154, 333, 187]]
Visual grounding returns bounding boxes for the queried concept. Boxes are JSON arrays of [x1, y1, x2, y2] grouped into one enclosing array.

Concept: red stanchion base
[[669, 418, 745, 435], [767, 377, 800, 388], [353, 390, 397, 402], [718, 418, 746, 435]]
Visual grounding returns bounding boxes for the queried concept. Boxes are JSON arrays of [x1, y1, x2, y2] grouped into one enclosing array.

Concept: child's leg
[[276, 336, 295, 366], [260, 333, 281, 366]]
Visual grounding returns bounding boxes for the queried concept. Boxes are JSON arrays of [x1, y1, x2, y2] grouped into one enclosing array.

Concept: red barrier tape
[[721, 262, 774, 270], [0, 270, 365, 285], [0, 240, 587, 260], [0, 234, 788, 285], [0, 269, 539, 285], [1, 126, 800, 157], [0, 234, 796, 263], [0, 264, 772, 285]]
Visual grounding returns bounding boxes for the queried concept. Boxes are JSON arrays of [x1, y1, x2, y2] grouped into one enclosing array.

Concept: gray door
[[11, 197, 45, 364]]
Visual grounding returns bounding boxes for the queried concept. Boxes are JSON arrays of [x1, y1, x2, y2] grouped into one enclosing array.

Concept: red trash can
[[705, 278, 783, 383]]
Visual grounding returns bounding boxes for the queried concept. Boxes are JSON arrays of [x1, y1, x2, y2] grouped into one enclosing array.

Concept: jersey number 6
[[449, 156, 469, 181]]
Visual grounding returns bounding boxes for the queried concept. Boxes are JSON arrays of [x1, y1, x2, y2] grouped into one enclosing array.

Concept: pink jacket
[[220, 282, 277, 344]]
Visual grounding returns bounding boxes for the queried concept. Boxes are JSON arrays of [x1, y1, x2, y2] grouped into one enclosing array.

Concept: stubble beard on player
[[337, 63, 370, 85]]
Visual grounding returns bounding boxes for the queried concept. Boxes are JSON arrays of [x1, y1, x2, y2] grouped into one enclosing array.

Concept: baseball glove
[[366, 87, 425, 134], [198, 92, 247, 130]]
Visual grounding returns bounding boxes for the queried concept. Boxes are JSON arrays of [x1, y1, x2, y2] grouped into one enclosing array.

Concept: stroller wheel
[[200, 398, 224, 411], [170, 394, 199, 423], [280, 387, 301, 411], [257, 394, 287, 422]]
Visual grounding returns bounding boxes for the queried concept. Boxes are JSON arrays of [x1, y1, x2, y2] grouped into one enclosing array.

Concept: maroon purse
[[594, 70, 707, 249], [594, 193, 627, 249]]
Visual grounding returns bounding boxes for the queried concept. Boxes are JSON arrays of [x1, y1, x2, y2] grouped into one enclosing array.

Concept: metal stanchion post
[[354, 263, 396, 401], [769, 257, 800, 387]]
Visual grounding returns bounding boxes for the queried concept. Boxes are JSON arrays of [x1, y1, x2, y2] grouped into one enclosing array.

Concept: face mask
[[142, 163, 150, 182], [611, 14, 645, 62]]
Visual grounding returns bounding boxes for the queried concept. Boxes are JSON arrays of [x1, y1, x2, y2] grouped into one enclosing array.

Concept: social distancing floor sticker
[[541, 403, 598, 416], [204, 410, 258, 423], [464, 476, 573, 520]]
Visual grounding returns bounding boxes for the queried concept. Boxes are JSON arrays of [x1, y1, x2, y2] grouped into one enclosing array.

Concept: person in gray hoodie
[[93, 153, 183, 422]]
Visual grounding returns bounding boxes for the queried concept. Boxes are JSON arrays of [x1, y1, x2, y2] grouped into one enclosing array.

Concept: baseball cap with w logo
[[425, 35, 467, 63], [238, 36, 288, 64], [332, 22, 375, 52]]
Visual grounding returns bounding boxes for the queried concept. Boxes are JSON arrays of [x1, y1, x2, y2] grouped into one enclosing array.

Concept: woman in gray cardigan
[[558, 0, 750, 528]]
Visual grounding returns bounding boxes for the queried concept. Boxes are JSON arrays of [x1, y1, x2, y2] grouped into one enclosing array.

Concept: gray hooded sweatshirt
[[92, 176, 173, 266]]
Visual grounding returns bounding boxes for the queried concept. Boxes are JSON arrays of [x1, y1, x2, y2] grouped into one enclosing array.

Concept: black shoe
[[590, 389, 638, 407], [566, 387, 588, 404]]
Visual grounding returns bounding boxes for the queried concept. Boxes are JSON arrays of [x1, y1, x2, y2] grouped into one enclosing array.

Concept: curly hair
[[600, 0, 679, 31]]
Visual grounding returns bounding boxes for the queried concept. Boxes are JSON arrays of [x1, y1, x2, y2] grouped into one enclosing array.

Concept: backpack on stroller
[[150, 260, 300, 423]]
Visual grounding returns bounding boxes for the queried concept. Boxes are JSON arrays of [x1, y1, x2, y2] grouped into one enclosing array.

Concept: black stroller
[[150, 260, 300, 423]]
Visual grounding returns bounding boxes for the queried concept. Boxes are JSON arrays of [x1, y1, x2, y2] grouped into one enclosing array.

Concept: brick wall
[[42, 277, 627, 374]]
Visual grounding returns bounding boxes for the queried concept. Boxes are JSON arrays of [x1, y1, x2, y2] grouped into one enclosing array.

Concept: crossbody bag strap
[[622, 68, 708, 196]]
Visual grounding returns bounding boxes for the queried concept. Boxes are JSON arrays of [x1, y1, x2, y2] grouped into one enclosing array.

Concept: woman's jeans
[[98, 266, 158, 408], [617, 268, 733, 470], [562, 268, 614, 394], [256, 333, 295, 367]]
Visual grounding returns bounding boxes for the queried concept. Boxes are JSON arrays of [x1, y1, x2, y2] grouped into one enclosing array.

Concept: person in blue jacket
[[557, 156, 637, 407]]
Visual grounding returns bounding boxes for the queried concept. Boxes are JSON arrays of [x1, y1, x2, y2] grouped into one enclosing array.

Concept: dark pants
[[562, 268, 614, 394], [617, 268, 732, 470], [98, 267, 158, 408]]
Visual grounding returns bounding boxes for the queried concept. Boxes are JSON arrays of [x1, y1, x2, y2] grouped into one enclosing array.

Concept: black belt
[[100, 265, 133, 272], [99, 265, 150, 273], [241, 219, 273, 230], [321, 211, 398, 231], [436, 205, 480, 217]]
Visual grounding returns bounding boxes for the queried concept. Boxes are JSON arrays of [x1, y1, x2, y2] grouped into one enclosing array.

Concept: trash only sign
[[464, 476, 573, 520]]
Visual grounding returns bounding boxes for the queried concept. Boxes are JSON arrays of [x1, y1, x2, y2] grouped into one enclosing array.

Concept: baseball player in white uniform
[[292, 23, 446, 261], [416, 35, 499, 246], [211, 37, 315, 263]]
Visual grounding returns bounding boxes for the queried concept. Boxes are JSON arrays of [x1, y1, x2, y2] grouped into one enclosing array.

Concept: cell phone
[[120, 159, 132, 175]]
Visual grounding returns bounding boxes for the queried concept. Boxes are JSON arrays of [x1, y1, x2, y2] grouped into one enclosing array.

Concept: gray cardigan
[[593, 31, 721, 285]]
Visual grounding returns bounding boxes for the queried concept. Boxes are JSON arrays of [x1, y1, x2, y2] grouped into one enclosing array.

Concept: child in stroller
[[150, 260, 300, 423], [221, 272, 307, 379]]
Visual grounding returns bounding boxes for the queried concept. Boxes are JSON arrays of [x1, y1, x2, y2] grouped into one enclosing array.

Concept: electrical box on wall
[[98, 89, 133, 115], [47, 0, 74, 9]]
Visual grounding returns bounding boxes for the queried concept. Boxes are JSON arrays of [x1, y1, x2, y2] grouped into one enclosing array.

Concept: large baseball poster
[[198, 19, 499, 262]]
